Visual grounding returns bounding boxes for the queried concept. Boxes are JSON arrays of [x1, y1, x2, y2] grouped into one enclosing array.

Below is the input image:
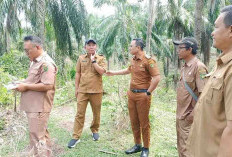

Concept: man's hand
[[15, 83, 28, 92], [105, 71, 115, 76], [91, 54, 96, 62], [75, 89, 78, 98]]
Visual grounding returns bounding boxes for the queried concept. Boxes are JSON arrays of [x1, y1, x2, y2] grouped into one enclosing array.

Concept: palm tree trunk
[[173, 23, 182, 89], [194, 0, 204, 53], [146, 0, 155, 55], [202, 30, 210, 66], [36, 0, 46, 44]]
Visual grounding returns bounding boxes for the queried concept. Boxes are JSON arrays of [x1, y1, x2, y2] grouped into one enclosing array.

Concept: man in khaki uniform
[[15, 36, 57, 156], [68, 39, 107, 148], [187, 5, 232, 157], [107, 39, 160, 157], [173, 37, 207, 157]]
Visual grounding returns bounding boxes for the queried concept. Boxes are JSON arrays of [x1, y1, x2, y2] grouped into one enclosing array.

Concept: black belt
[[131, 89, 148, 93]]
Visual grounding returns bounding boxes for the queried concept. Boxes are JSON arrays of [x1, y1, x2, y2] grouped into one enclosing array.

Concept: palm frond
[[49, 0, 72, 55]]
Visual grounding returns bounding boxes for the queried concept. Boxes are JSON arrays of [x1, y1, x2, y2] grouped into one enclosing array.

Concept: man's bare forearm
[[75, 73, 81, 90], [92, 63, 106, 75], [25, 83, 54, 92], [218, 121, 232, 157], [147, 75, 160, 93], [110, 69, 130, 75]]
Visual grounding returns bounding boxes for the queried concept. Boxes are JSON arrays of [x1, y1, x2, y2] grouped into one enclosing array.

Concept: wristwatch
[[92, 60, 96, 63], [146, 91, 151, 95]]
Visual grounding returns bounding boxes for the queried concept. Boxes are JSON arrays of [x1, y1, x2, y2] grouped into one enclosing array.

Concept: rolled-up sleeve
[[224, 68, 232, 120], [98, 56, 107, 70]]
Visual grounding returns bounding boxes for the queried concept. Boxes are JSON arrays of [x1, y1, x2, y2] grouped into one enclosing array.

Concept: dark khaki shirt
[[187, 52, 232, 157], [176, 57, 208, 119], [76, 53, 107, 93], [20, 53, 57, 112], [128, 52, 160, 89]]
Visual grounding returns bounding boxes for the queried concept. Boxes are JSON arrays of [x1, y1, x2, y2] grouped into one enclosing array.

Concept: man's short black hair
[[133, 38, 145, 50], [221, 5, 232, 27], [24, 36, 43, 47]]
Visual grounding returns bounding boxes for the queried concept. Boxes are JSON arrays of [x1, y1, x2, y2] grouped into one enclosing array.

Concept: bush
[[0, 68, 14, 106], [0, 50, 29, 79]]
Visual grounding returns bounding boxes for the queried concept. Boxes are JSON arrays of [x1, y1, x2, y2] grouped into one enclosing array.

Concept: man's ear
[[188, 47, 193, 53], [229, 25, 232, 38], [36, 45, 41, 50]]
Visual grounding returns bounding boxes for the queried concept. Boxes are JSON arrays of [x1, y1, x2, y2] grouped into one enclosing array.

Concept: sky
[[19, 0, 148, 27], [83, 0, 148, 17]]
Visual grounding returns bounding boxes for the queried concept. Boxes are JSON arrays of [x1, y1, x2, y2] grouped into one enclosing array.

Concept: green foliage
[[0, 50, 29, 78], [0, 117, 6, 130], [0, 68, 14, 106]]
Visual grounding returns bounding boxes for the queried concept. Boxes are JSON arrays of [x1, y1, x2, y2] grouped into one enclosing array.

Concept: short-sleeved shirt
[[128, 53, 160, 89], [76, 53, 107, 93], [187, 52, 232, 157], [176, 57, 208, 119], [20, 53, 57, 112]]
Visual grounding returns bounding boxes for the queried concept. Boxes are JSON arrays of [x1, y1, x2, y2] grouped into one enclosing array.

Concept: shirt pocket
[[28, 68, 41, 83], [206, 76, 223, 105], [185, 76, 195, 89], [139, 67, 146, 71], [81, 62, 87, 72], [30, 69, 38, 74]]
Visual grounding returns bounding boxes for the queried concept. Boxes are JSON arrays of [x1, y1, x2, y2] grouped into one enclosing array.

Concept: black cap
[[85, 39, 97, 45], [173, 37, 198, 51]]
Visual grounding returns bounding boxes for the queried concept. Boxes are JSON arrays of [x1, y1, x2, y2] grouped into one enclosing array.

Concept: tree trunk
[[202, 30, 210, 66], [5, 28, 11, 52], [194, 0, 204, 54], [5, 1, 16, 52], [35, 0, 46, 45], [173, 23, 182, 89], [107, 59, 110, 70], [146, 0, 155, 55]]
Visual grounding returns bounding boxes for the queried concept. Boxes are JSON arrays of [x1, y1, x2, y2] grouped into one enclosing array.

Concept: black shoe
[[125, 144, 142, 154], [92, 133, 100, 141], [67, 139, 80, 148], [140, 148, 149, 157]]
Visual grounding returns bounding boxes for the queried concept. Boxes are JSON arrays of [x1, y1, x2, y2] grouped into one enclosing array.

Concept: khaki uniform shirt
[[176, 57, 208, 119], [20, 53, 57, 112], [76, 53, 107, 93], [128, 53, 160, 89], [187, 52, 232, 157]]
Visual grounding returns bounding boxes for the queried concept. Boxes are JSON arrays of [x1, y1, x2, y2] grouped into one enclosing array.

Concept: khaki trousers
[[127, 91, 151, 148], [176, 118, 192, 157], [26, 112, 51, 157], [73, 93, 103, 139]]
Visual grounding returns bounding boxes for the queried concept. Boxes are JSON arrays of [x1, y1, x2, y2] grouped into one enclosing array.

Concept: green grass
[[0, 75, 178, 157]]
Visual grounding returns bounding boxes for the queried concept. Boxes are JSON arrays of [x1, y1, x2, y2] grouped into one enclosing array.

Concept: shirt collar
[[85, 53, 98, 59], [217, 52, 232, 65], [133, 52, 145, 60], [185, 56, 197, 67], [34, 51, 46, 62]]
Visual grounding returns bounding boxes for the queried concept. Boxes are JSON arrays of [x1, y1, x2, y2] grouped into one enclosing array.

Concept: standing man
[[173, 37, 207, 157], [106, 39, 160, 157], [187, 5, 232, 157], [68, 39, 107, 148], [16, 36, 57, 156]]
